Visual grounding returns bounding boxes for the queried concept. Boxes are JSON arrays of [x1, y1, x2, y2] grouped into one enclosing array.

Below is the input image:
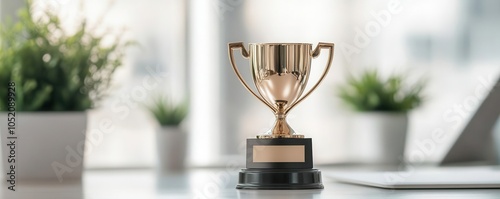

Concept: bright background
[[1, 0, 499, 168]]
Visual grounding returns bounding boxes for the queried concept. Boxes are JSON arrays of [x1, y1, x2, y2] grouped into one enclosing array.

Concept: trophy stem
[[272, 114, 292, 137], [257, 101, 304, 139]]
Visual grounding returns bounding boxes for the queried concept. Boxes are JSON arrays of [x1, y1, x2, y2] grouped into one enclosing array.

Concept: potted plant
[[0, 1, 130, 182], [146, 95, 188, 172], [338, 69, 425, 165]]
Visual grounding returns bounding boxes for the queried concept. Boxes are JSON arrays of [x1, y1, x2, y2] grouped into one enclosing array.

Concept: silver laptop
[[329, 166, 500, 189], [328, 76, 500, 189]]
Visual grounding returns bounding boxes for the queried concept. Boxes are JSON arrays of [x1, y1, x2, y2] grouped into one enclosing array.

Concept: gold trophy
[[228, 42, 334, 189]]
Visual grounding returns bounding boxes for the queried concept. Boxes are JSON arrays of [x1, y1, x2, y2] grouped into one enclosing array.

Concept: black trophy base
[[236, 168, 323, 190]]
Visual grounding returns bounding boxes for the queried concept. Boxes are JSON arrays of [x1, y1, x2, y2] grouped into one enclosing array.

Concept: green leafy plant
[[146, 95, 188, 127], [338, 69, 425, 112], [0, 1, 132, 111]]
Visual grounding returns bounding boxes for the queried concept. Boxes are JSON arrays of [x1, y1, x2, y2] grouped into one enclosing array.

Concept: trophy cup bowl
[[229, 42, 334, 190]]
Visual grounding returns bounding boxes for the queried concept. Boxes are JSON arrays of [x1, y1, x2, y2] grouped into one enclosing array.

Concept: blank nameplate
[[253, 145, 305, 162]]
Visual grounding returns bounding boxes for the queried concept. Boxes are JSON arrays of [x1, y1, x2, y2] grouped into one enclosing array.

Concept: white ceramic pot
[[0, 112, 87, 182], [156, 126, 187, 172], [348, 112, 408, 166]]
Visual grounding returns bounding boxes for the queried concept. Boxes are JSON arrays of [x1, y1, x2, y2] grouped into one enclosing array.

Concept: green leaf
[[146, 95, 188, 127], [0, 0, 134, 111], [337, 69, 426, 112]]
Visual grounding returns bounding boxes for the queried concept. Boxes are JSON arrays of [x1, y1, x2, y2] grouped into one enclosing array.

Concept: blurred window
[[2, 0, 499, 168]]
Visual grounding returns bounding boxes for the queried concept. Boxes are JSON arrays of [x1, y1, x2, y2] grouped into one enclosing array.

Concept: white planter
[[156, 126, 187, 172], [348, 112, 408, 166], [1, 112, 87, 182]]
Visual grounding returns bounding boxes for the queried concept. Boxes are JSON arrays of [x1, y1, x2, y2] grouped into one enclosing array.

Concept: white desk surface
[[2, 167, 500, 199]]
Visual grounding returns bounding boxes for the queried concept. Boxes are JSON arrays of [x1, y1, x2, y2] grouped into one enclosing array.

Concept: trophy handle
[[228, 42, 278, 113], [285, 42, 335, 114]]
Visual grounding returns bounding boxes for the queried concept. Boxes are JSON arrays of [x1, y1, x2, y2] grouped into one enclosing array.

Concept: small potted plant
[[338, 69, 425, 165], [146, 95, 188, 172], [0, 1, 131, 181]]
